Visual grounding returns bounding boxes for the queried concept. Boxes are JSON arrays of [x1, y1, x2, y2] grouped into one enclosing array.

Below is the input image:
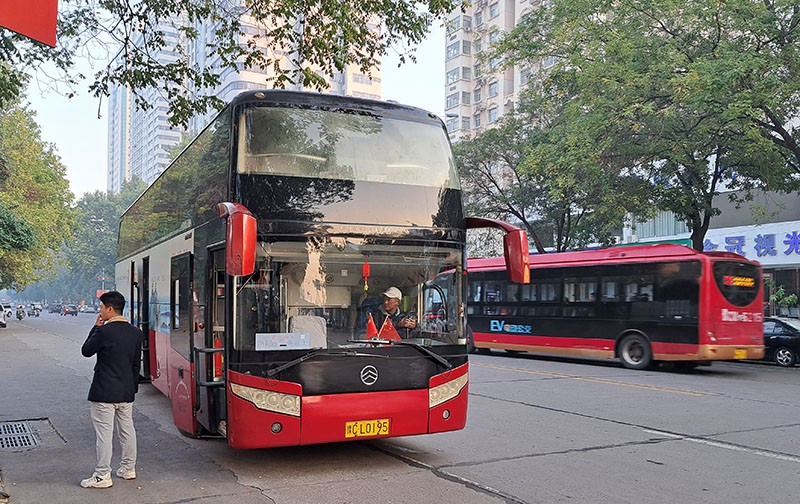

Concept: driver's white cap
[[382, 287, 402, 300]]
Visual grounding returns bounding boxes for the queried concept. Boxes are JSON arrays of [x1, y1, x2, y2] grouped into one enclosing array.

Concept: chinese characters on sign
[[704, 231, 800, 258]]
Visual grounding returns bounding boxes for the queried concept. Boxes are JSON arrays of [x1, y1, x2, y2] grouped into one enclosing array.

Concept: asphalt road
[[1, 312, 799, 504]]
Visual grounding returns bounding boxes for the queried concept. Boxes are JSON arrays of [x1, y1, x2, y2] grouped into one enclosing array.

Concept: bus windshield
[[237, 105, 459, 188], [233, 239, 464, 352]]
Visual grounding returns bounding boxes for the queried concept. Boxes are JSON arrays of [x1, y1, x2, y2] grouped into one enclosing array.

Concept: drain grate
[[0, 421, 40, 451]]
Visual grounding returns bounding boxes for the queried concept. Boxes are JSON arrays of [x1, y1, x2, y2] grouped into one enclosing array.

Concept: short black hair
[[99, 290, 126, 314]]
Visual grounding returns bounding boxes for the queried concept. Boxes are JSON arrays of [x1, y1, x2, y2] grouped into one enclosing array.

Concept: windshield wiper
[[348, 339, 452, 369], [266, 349, 387, 378]]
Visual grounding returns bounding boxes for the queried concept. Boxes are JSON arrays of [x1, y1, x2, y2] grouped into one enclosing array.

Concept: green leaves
[[0, 102, 74, 288], [2, 0, 463, 127], [486, 0, 800, 251]]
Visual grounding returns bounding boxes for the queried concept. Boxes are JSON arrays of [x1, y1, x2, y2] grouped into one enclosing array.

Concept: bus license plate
[[733, 349, 748, 359], [345, 419, 390, 438]]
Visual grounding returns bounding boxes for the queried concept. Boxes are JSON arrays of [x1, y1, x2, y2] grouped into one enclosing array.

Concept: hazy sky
[[25, 25, 445, 199]]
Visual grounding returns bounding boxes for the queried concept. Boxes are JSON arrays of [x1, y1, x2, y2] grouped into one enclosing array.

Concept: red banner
[[0, 0, 58, 47]]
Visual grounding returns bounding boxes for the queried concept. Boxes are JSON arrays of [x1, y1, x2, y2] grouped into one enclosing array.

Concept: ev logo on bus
[[360, 365, 378, 386], [489, 320, 533, 334]]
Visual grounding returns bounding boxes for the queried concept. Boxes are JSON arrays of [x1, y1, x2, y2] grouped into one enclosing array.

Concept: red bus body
[[467, 244, 764, 367]]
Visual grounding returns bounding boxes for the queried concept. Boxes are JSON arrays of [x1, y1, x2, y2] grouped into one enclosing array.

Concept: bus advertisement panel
[[116, 91, 528, 448], [467, 244, 764, 369]]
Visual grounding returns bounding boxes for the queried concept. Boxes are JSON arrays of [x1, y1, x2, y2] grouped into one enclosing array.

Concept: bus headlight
[[429, 373, 468, 408], [230, 383, 301, 417]]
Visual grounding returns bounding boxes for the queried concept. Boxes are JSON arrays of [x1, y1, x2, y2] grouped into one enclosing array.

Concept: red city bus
[[116, 91, 528, 449], [467, 244, 764, 369]]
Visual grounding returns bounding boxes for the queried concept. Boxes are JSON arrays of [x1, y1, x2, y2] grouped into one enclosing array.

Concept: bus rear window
[[712, 261, 760, 307]]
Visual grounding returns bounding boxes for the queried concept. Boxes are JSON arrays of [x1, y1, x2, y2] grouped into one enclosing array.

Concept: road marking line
[[643, 429, 800, 464], [473, 362, 711, 397]]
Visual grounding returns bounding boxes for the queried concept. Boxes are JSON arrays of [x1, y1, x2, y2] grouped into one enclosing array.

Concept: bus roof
[[230, 90, 442, 126], [468, 244, 759, 271]]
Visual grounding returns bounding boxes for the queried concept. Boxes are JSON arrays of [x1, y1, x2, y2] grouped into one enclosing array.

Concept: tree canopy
[[21, 177, 148, 302], [490, 0, 800, 250], [1, 0, 462, 127], [0, 101, 74, 288]]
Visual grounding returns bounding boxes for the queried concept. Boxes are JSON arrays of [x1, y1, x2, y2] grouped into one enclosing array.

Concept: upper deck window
[[238, 106, 459, 189]]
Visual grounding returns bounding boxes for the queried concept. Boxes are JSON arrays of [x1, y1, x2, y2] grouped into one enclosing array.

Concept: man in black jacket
[[80, 291, 144, 489]]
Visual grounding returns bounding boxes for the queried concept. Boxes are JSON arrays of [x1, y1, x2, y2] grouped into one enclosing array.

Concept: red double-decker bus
[[467, 244, 764, 369], [116, 90, 528, 448]]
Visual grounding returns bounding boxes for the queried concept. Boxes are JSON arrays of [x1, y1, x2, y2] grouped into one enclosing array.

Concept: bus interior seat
[[289, 315, 328, 349]]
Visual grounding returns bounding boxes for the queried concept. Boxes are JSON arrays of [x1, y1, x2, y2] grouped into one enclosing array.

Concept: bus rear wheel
[[618, 334, 653, 370]]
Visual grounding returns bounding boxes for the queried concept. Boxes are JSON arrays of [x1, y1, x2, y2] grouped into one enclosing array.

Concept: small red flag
[[0, 0, 59, 47], [378, 316, 401, 341], [365, 312, 378, 339]]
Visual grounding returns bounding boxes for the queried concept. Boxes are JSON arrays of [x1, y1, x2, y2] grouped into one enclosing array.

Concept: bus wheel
[[774, 347, 796, 367], [467, 327, 476, 354], [618, 334, 653, 370]]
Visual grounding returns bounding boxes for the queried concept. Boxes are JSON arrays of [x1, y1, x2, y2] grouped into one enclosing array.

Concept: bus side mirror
[[465, 217, 530, 284], [217, 202, 257, 276], [503, 229, 530, 284]]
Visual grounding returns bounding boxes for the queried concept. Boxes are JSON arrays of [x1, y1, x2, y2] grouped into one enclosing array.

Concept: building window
[[489, 2, 499, 18], [489, 57, 501, 71], [462, 67, 472, 80], [446, 42, 460, 60], [476, 11, 483, 26], [446, 116, 459, 132], [474, 113, 481, 128], [489, 31, 501, 44], [474, 39, 482, 53], [447, 16, 461, 34], [488, 81, 499, 97], [461, 91, 471, 104], [488, 107, 498, 123], [519, 67, 531, 86], [474, 62, 483, 77], [446, 93, 459, 109], [463, 16, 472, 30], [474, 89, 482, 102], [462, 40, 471, 55], [462, 116, 471, 130], [446, 68, 460, 84]]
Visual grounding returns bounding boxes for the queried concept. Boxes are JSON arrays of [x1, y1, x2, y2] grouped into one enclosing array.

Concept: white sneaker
[[116, 467, 136, 480], [80, 472, 112, 488]]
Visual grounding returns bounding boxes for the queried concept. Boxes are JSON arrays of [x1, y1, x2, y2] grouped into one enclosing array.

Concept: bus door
[[137, 257, 151, 381], [169, 252, 197, 435], [194, 248, 227, 435]]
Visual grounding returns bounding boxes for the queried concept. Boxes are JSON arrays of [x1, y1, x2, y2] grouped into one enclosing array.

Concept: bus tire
[[774, 347, 796, 367], [618, 334, 653, 370], [466, 327, 476, 354]]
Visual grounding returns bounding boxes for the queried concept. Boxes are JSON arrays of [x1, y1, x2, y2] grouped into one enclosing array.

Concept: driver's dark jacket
[[81, 321, 143, 403]]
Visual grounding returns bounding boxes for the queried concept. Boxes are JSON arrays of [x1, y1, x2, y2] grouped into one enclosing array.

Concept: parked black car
[[763, 317, 800, 367]]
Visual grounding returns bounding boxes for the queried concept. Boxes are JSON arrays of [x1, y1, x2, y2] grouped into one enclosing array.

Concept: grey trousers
[[90, 401, 137, 476]]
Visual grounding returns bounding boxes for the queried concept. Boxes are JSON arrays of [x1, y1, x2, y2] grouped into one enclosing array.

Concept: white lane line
[[644, 428, 800, 464]]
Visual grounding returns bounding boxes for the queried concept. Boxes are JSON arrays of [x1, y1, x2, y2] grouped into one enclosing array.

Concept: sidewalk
[[0, 320, 266, 504]]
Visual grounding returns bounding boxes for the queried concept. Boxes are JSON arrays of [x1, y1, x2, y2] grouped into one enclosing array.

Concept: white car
[[0, 308, 6, 328]]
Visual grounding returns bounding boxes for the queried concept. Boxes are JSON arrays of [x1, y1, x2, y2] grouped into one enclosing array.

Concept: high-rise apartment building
[[106, 81, 129, 193], [443, 0, 548, 142], [108, 13, 382, 193], [106, 20, 185, 193]]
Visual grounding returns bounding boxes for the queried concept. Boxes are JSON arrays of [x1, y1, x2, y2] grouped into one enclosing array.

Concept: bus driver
[[372, 287, 417, 335]]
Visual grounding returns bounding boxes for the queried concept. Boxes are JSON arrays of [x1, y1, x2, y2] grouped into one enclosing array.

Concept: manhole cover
[[0, 421, 40, 451]]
